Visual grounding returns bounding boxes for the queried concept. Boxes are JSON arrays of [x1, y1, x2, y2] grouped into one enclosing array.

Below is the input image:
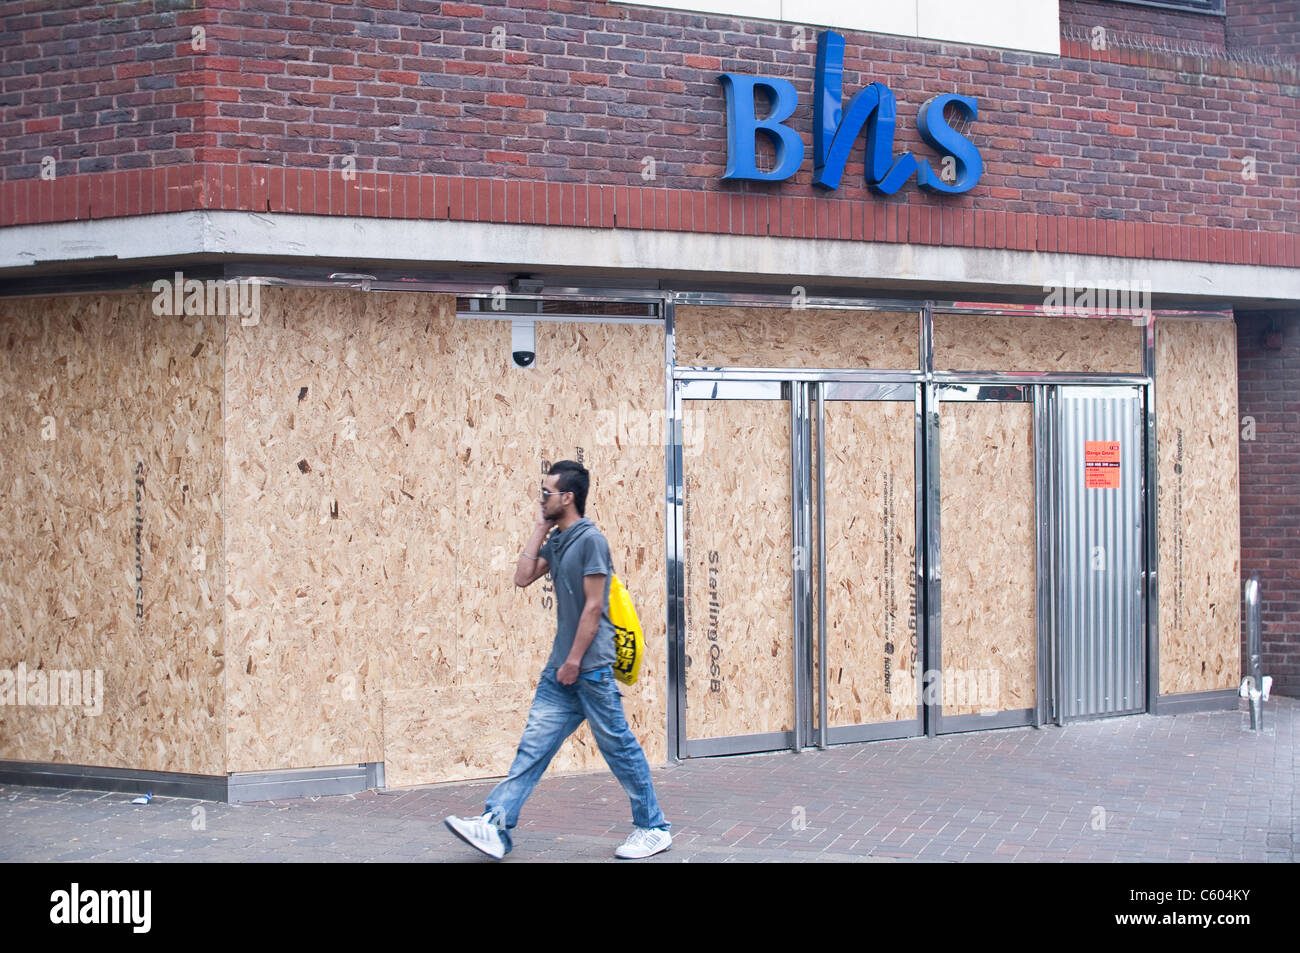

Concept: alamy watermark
[[0, 662, 103, 716], [50, 883, 150, 933], [888, 663, 1002, 714], [1043, 272, 1152, 325], [592, 404, 705, 456], [151, 271, 261, 325]]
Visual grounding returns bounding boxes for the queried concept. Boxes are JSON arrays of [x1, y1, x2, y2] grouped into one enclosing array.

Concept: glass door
[[814, 382, 925, 744], [672, 378, 926, 756], [932, 383, 1039, 733], [675, 379, 797, 756]]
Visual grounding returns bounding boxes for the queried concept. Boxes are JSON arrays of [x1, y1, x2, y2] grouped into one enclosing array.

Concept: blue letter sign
[[812, 29, 918, 193], [718, 74, 805, 182], [914, 93, 982, 194], [719, 30, 982, 195]]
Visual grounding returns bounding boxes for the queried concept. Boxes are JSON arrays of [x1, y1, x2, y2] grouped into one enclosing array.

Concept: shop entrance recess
[[670, 377, 925, 757], [929, 381, 1148, 734], [664, 295, 1157, 760]]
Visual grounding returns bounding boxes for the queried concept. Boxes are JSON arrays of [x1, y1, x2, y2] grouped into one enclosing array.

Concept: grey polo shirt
[[538, 518, 616, 673]]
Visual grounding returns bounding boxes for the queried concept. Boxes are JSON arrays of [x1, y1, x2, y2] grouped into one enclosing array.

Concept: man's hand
[[515, 508, 554, 588], [556, 661, 580, 685]]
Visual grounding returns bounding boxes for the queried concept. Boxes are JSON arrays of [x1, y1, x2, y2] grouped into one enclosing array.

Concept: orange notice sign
[[1085, 440, 1121, 489]]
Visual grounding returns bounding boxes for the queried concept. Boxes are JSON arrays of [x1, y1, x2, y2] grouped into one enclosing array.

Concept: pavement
[[1, 697, 1295, 863]]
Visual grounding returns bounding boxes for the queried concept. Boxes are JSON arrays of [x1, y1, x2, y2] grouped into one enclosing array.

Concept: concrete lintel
[[1, 211, 1297, 306]]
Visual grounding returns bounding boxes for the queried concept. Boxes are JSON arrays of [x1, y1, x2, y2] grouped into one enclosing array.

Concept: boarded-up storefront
[[0, 287, 1241, 796]]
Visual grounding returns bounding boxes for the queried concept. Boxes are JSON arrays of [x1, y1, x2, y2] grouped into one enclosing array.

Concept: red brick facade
[[1238, 310, 1300, 697], [1228, 0, 1300, 60], [1061, 0, 1225, 49], [1, 1, 1297, 269]]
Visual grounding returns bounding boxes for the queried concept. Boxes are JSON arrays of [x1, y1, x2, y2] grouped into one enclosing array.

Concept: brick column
[[1237, 310, 1300, 697]]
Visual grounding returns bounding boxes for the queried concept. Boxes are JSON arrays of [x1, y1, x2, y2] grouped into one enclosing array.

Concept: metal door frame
[[666, 294, 927, 759], [931, 378, 1153, 735], [672, 377, 795, 757], [915, 311, 1160, 739], [814, 381, 926, 747], [930, 381, 1040, 735], [670, 376, 925, 758], [665, 293, 1228, 759]]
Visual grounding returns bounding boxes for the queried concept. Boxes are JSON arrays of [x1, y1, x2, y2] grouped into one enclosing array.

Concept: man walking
[[444, 460, 671, 860]]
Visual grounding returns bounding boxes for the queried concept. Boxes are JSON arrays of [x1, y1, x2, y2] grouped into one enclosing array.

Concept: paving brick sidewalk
[[2, 698, 1295, 862]]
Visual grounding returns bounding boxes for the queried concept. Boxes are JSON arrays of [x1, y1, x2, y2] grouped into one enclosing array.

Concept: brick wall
[[1227, 0, 1300, 60], [0, 0, 204, 179], [1, 3, 1295, 210], [1237, 310, 1300, 698], [1060, 0, 1226, 50], [145, 2, 1300, 224], [1, 1, 1297, 270]]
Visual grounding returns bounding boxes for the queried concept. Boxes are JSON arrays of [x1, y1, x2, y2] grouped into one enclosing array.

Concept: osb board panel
[[0, 293, 224, 774], [933, 314, 1143, 373], [224, 288, 464, 773], [382, 682, 614, 789], [939, 401, 1037, 716], [227, 292, 667, 783], [446, 318, 667, 780], [676, 307, 917, 369], [1157, 320, 1240, 694], [383, 685, 536, 787], [824, 400, 917, 725], [683, 399, 794, 739]]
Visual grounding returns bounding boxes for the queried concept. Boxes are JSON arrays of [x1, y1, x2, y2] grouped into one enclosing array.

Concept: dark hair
[[548, 460, 589, 516]]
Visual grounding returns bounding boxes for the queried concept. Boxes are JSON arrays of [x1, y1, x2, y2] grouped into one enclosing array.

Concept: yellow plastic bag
[[608, 574, 644, 686]]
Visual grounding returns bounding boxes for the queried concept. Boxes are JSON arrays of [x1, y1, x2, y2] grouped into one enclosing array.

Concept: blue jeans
[[484, 665, 668, 853]]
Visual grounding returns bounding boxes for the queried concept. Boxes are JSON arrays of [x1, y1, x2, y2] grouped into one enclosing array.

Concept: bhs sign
[[719, 30, 982, 195]]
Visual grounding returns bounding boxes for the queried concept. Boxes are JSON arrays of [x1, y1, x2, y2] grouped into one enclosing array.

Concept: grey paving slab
[[0, 697, 1295, 863]]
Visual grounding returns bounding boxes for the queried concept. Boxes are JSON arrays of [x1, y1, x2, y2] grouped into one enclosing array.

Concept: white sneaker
[[444, 812, 507, 859], [615, 826, 672, 859]]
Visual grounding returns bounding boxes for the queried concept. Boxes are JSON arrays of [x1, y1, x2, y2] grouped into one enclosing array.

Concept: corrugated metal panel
[[1058, 387, 1145, 720]]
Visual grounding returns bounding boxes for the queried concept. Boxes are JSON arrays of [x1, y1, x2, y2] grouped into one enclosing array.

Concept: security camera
[[511, 321, 535, 370]]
